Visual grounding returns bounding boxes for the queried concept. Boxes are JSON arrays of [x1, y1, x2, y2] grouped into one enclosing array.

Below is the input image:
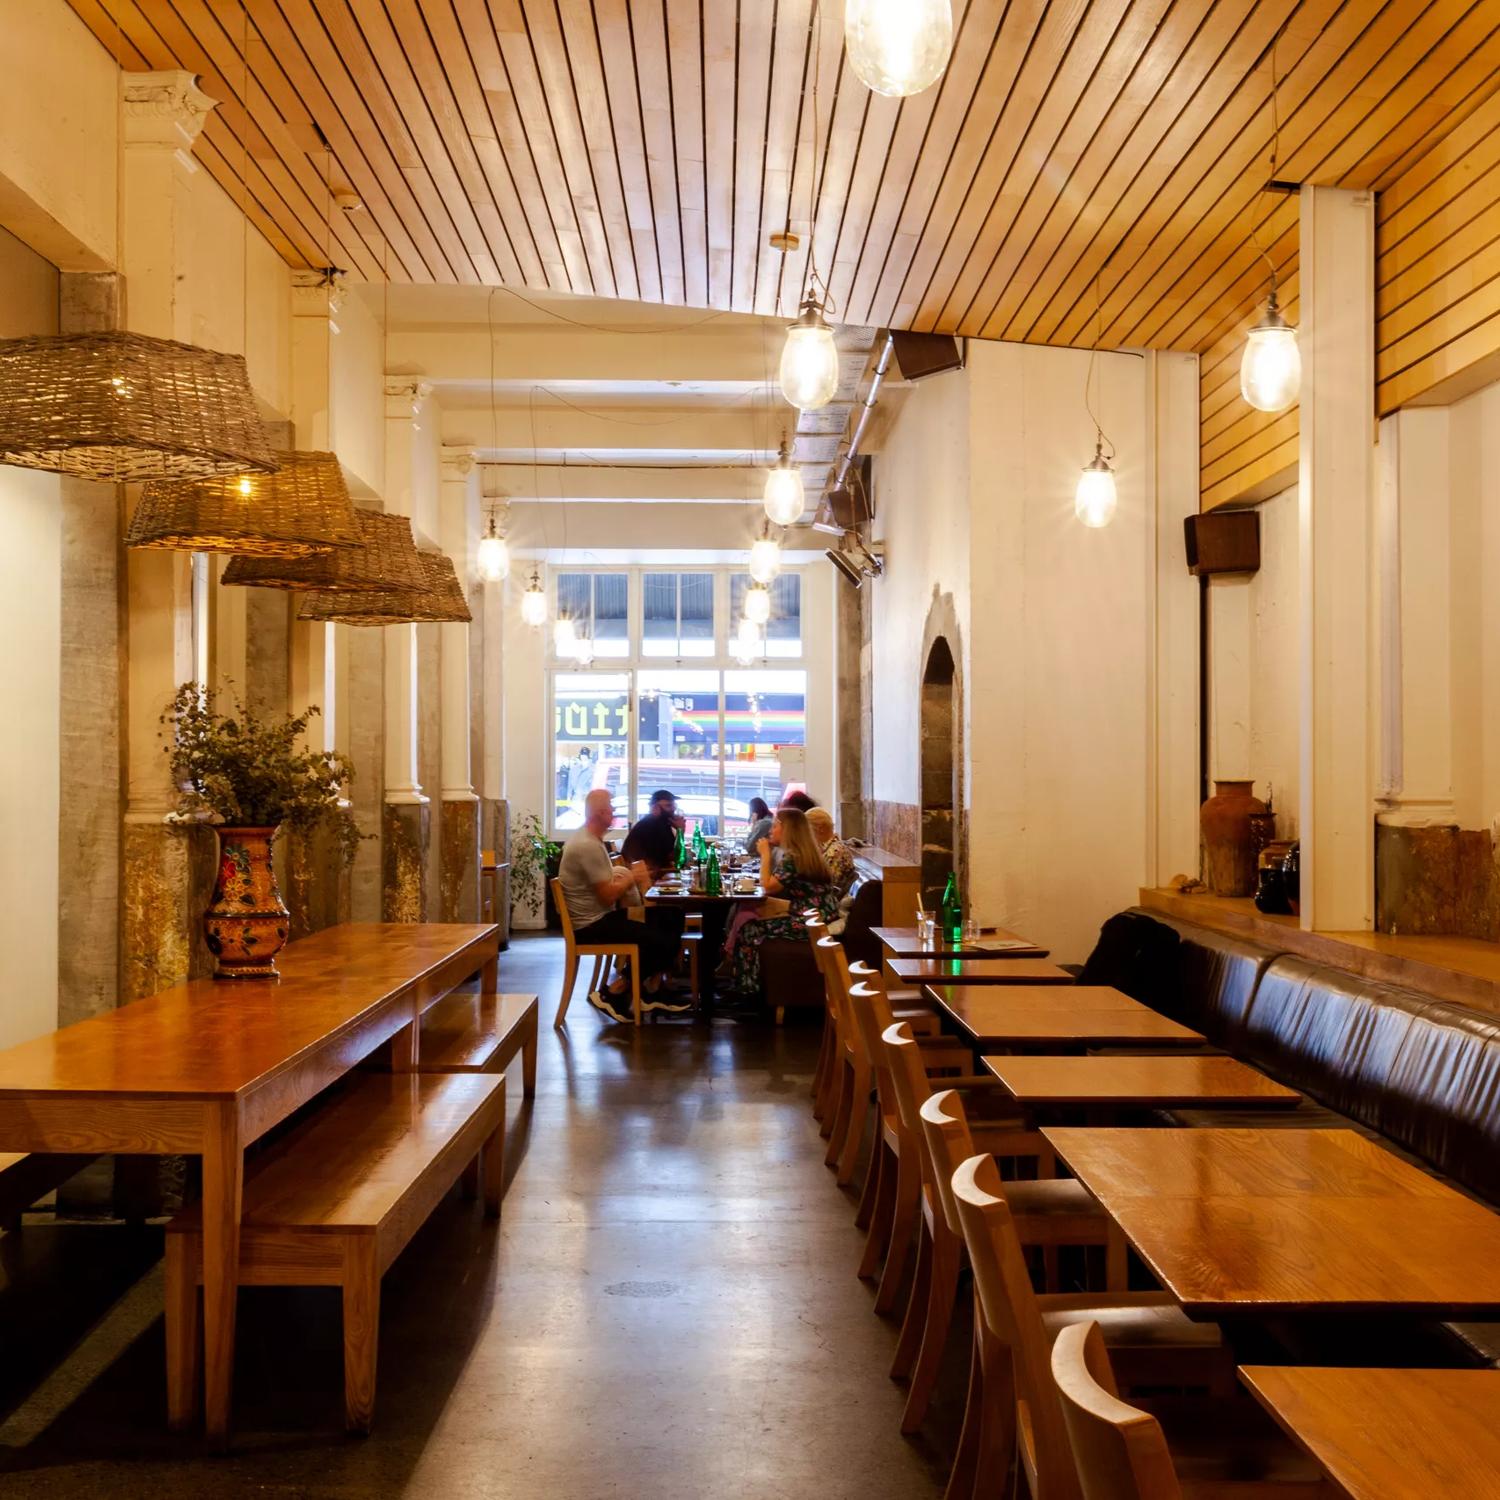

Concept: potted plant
[[510, 811, 562, 931], [162, 683, 361, 979]]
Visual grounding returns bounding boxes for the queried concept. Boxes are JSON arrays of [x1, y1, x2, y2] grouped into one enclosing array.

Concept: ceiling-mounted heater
[[826, 529, 883, 587]]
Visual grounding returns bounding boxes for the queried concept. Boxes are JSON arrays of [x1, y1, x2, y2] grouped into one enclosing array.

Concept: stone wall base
[[121, 819, 216, 1002], [440, 798, 481, 923], [1375, 820, 1500, 939], [286, 821, 354, 941], [868, 799, 920, 863], [382, 801, 431, 922]]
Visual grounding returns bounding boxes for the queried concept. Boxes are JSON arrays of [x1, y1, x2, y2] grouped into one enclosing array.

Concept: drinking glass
[[917, 912, 935, 946], [962, 916, 983, 945]]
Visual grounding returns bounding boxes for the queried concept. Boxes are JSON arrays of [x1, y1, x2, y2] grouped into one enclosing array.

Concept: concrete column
[[480, 541, 508, 935], [835, 574, 866, 840], [1298, 185, 1376, 931], [438, 448, 480, 922], [119, 71, 219, 999], [1147, 351, 1204, 886]]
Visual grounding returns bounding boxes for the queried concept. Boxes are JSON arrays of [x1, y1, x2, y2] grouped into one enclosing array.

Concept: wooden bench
[[165, 1072, 505, 1434], [412, 991, 539, 1099], [0, 1151, 91, 1232]]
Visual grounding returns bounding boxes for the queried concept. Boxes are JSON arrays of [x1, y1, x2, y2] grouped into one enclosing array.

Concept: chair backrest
[[1051, 1323, 1182, 1500], [883, 1022, 941, 1189], [848, 981, 899, 1108], [918, 1088, 978, 1239], [550, 877, 578, 946], [952, 1152, 1084, 1500]]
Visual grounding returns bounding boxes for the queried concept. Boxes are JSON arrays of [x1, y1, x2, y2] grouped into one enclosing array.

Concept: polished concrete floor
[[0, 934, 955, 1497]]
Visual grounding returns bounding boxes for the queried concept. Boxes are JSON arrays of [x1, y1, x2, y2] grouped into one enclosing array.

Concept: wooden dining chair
[[1051, 1322, 1330, 1500], [883, 1028, 1120, 1437], [550, 877, 643, 1027], [950, 1151, 1232, 1500], [806, 920, 839, 1125]]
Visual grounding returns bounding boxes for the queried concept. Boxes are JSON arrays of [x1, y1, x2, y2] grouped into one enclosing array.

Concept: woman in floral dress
[[728, 807, 838, 995]]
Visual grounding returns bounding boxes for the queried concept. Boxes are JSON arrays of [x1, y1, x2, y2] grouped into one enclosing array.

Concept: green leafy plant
[[161, 682, 363, 866], [510, 811, 561, 920]]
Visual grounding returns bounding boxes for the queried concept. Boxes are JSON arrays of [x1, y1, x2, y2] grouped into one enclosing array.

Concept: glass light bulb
[[845, 0, 953, 97], [732, 640, 756, 665], [553, 617, 576, 653], [1075, 452, 1118, 529], [571, 635, 594, 666], [749, 536, 781, 584], [477, 532, 510, 583], [744, 583, 772, 626], [1240, 320, 1301, 413], [521, 578, 547, 626], [763, 460, 805, 526], [736, 616, 763, 646], [236, 475, 254, 497], [779, 306, 840, 411]]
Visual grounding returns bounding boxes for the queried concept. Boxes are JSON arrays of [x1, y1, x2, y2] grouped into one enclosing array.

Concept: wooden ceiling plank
[[340, 0, 506, 283], [905, 0, 1092, 333], [1378, 269, 1500, 378], [823, 83, 903, 327], [885, 0, 1069, 332], [1378, 308, 1500, 413], [700, 0, 737, 308], [1202, 369, 1301, 463], [1377, 77, 1500, 218], [1202, 431, 1298, 510], [753, 0, 813, 318], [547, 0, 647, 301], [843, 0, 1007, 327], [1201, 408, 1297, 488], [963, 0, 1180, 341], [261, 0, 464, 282], [622, 0, 686, 305], [1379, 119, 1500, 270], [1379, 184, 1500, 316], [194, 126, 314, 267], [803, 61, 870, 324], [730, 0, 775, 312], [1379, 236, 1500, 354], [1190, 218, 1298, 357], [664, 0, 707, 308], [1099, 0, 1486, 350], [596, 0, 680, 303]]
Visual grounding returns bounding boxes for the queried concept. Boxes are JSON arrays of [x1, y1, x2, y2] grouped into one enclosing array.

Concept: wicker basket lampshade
[[220, 509, 426, 592], [0, 331, 277, 482], [125, 450, 363, 556], [298, 552, 472, 626]]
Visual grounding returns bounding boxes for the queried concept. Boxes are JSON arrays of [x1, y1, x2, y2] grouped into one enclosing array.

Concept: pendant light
[[744, 582, 772, 626], [845, 0, 953, 98], [779, 294, 840, 412], [221, 508, 427, 591], [298, 551, 471, 626], [477, 504, 510, 582], [571, 633, 595, 667], [763, 436, 805, 525], [1239, 29, 1300, 415], [1075, 441, 1118, 529], [553, 616, 576, 654], [520, 566, 547, 626], [749, 527, 781, 585]]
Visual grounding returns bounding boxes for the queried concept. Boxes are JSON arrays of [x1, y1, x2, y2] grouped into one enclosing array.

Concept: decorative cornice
[[291, 268, 346, 318], [121, 70, 217, 156], [384, 377, 433, 419], [441, 445, 478, 481]]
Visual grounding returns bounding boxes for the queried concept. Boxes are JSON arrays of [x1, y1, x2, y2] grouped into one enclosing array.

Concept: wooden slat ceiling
[[72, 0, 1500, 358]]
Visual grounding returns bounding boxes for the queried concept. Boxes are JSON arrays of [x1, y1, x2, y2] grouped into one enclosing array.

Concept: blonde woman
[[805, 806, 855, 892], [724, 807, 838, 995]]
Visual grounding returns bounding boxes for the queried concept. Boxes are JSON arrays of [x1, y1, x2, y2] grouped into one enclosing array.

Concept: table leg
[[481, 951, 499, 995], [697, 905, 731, 1006], [200, 1102, 244, 1445]]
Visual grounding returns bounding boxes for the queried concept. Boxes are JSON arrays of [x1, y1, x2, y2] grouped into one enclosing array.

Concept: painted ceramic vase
[[1200, 779, 1266, 897], [204, 826, 289, 979]]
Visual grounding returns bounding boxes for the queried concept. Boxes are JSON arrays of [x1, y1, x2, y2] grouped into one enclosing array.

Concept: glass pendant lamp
[[844, 0, 953, 98], [763, 437, 805, 525], [779, 296, 840, 412], [520, 567, 547, 626], [1075, 441, 1118, 529], [744, 583, 772, 626], [477, 507, 510, 582], [749, 531, 781, 585], [1240, 285, 1301, 413], [553, 617, 576, 654]]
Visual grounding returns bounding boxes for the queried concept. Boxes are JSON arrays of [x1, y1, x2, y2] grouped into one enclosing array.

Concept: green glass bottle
[[674, 825, 686, 871], [939, 872, 962, 944], [693, 825, 706, 863], [706, 847, 722, 897]]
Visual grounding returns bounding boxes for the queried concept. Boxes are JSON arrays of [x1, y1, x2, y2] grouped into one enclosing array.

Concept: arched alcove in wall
[[919, 633, 960, 912]]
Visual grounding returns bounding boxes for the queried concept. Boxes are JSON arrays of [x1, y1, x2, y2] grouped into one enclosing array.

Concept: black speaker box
[[1184, 510, 1260, 576]]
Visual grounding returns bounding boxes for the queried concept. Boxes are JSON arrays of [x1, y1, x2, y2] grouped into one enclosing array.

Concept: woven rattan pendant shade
[[298, 552, 472, 626], [0, 332, 276, 482], [125, 450, 362, 556], [220, 509, 425, 591]]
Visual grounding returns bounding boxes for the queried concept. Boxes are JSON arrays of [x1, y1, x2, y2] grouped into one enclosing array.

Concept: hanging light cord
[[1248, 27, 1284, 293], [1084, 276, 1115, 461]]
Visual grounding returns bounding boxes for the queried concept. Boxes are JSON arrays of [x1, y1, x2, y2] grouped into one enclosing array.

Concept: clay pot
[[204, 826, 290, 979], [1200, 780, 1266, 897]]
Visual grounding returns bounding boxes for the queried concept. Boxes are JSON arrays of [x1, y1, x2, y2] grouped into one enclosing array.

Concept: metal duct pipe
[[829, 331, 896, 509]]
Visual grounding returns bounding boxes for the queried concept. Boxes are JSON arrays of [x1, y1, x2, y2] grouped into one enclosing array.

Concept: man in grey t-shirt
[[559, 789, 686, 1021]]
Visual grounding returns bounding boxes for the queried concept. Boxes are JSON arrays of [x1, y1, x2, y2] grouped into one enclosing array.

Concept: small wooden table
[[982, 1054, 1300, 1109], [1238, 1366, 1500, 1499], [890, 956, 1073, 985], [645, 883, 766, 1002], [1044, 1127, 1500, 1320], [928, 985, 1206, 1048], [873, 925, 1048, 959], [0, 921, 499, 1442]]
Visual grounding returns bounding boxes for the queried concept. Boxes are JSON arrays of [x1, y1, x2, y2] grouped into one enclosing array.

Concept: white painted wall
[[0, 225, 61, 1047]]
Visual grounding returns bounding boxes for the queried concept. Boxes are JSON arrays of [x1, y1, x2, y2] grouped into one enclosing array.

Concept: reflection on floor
[[0, 934, 955, 1498]]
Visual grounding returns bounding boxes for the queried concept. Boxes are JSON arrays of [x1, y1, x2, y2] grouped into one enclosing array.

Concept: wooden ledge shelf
[[1139, 888, 1500, 1020]]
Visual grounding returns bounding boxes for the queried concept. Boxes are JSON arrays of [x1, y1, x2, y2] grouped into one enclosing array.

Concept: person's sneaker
[[642, 992, 693, 1014], [587, 987, 633, 1023]]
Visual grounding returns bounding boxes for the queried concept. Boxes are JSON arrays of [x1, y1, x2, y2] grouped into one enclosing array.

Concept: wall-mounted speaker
[[889, 330, 964, 382], [1184, 510, 1260, 576]]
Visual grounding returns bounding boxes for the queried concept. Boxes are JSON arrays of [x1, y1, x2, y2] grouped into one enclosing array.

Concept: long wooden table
[[890, 956, 1073, 985], [0, 921, 499, 1442], [1239, 1367, 1500, 1499], [927, 984, 1206, 1048], [873, 924, 1048, 958], [983, 1054, 1300, 1109], [1044, 1127, 1500, 1319]]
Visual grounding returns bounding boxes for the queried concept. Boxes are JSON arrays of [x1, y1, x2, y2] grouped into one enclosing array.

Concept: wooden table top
[[1044, 1127, 1500, 1318], [1239, 1367, 1500, 1499], [889, 957, 1073, 984], [0, 923, 498, 1100], [928, 985, 1205, 1046], [872, 925, 1048, 958], [646, 884, 764, 903], [982, 1054, 1301, 1107]]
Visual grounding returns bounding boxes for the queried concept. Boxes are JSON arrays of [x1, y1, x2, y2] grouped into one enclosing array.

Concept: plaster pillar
[[438, 448, 481, 922], [480, 534, 509, 935], [1298, 185, 1376, 931], [119, 71, 219, 999]]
